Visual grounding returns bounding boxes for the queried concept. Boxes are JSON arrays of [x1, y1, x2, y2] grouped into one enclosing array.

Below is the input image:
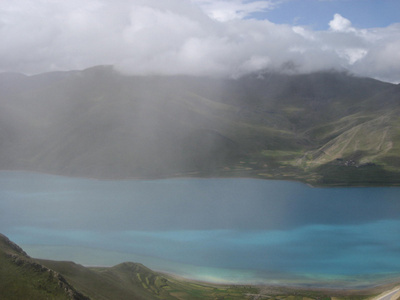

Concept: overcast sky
[[1, 0, 399, 82]]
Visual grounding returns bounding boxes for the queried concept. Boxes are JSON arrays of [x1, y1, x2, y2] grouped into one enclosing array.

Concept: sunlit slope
[[295, 82, 400, 185], [0, 66, 399, 185], [306, 115, 395, 165]]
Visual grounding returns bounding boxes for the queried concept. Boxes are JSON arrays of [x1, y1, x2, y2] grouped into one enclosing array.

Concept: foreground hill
[[0, 233, 88, 300], [1, 66, 399, 185], [0, 233, 254, 299], [1, 233, 397, 300]]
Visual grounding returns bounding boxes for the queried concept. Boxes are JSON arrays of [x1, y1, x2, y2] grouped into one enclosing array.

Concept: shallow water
[[1, 171, 400, 287]]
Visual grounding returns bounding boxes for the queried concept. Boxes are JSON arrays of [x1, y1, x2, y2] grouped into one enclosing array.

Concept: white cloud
[[351, 24, 400, 82], [329, 13, 355, 32], [0, 1, 400, 83], [191, 0, 278, 22]]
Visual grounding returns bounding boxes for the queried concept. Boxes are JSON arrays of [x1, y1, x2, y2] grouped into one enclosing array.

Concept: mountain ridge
[[0, 233, 90, 300]]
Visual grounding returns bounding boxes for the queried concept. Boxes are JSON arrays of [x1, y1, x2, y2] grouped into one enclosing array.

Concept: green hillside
[[37, 260, 259, 300], [0, 233, 88, 300], [0, 233, 255, 299], [1, 233, 395, 300], [0, 66, 399, 185]]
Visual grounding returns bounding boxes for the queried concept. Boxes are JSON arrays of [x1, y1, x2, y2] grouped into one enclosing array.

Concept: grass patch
[[315, 163, 400, 186]]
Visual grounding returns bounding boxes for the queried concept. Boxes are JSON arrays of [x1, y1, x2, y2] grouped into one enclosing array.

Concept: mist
[[1, 64, 398, 182], [0, 67, 247, 178]]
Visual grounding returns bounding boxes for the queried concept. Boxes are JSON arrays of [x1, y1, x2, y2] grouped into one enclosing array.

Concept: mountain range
[[1, 66, 399, 185]]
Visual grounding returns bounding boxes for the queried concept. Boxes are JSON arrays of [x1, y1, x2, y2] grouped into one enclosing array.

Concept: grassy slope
[[1, 232, 257, 299], [38, 260, 260, 300], [0, 233, 89, 300], [14, 260, 400, 300]]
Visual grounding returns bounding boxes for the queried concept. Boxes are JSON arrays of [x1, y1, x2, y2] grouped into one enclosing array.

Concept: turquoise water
[[1, 171, 400, 287]]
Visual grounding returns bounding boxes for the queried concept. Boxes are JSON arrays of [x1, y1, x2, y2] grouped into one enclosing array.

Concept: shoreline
[[24, 243, 400, 291], [39, 253, 400, 296], [134, 270, 400, 291], [1, 168, 399, 188]]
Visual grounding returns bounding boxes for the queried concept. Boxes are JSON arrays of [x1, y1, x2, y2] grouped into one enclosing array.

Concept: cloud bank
[[1, 0, 399, 82]]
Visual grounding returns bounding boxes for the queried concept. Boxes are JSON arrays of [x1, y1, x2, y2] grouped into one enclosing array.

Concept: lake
[[1, 171, 400, 287]]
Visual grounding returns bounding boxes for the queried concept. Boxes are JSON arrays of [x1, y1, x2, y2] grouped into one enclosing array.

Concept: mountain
[[1, 66, 399, 185]]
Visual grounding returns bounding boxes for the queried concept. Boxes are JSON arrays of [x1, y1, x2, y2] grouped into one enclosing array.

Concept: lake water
[[1, 171, 400, 287]]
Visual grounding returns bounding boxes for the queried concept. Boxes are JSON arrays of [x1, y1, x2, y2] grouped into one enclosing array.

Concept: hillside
[[0, 66, 399, 185], [1, 233, 396, 300], [0, 233, 88, 300], [0, 233, 257, 299]]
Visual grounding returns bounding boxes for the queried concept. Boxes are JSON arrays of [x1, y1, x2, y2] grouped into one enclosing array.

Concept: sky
[[0, 0, 399, 82]]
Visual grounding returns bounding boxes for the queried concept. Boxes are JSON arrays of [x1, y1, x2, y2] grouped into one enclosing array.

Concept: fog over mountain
[[0, 66, 399, 185], [1, 1, 400, 184], [1, 0, 400, 82]]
